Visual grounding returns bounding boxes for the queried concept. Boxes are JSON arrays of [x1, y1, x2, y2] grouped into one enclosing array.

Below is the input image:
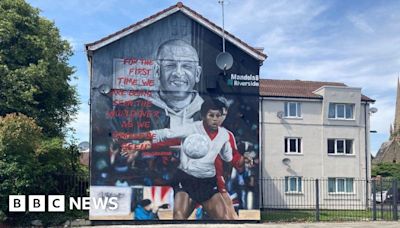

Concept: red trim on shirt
[[215, 131, 245, 192], [228, 132, 244, 172]]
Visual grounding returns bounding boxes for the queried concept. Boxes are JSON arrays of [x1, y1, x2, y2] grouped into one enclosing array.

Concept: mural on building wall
[[90, 12, 260, 220]]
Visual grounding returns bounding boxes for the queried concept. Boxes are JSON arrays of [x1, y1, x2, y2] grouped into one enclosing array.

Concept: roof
[[85, 2, 267, 61], [373, 137, 400, 164], [260, 79, 375, 102]]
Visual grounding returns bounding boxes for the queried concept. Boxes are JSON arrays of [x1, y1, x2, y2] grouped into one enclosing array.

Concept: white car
[[372, 191, 388, 203]]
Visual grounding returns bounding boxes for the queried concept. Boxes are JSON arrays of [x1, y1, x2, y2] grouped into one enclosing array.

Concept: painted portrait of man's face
[[157, 40, 202, 101]]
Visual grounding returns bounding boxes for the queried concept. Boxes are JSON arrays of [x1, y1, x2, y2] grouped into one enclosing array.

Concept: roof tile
[[259, 79, 374, 102]]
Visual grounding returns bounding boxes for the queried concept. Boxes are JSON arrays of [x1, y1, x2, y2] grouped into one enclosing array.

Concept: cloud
[[347, 14, 375, 34]]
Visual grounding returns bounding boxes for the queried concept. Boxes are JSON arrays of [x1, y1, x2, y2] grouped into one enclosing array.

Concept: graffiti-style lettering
[[120, 121, 150, 129], [107, 110, 130, 118], [123, 58, 153, 66], [121, 142, 151, 151], [128, 68, 152, 76], [111, 132, 154, 140], [110, 89, 153, 97], [123, 58, 139, 65], [140, 59, 153, 65], [137, 121, 150, 129], [117, 77, 138, 86], [121, 121, 134, 128], [110, 89, 126, 96], [128, 90, 152, 97], [141, 79, 154, 86], [112, 100, 153, 107]]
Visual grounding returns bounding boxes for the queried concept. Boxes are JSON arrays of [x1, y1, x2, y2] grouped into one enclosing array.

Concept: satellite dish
[[78, 141, 89, 153], [98, 84, 111, 95], [369, 107, 378, 114], [216, 52, 233, 70]]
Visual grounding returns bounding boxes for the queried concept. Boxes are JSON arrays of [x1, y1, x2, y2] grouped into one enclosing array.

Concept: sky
[[27, 0, 400, 155]]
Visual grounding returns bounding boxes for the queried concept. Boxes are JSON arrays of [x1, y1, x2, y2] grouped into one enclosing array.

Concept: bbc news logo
[[9, 195, 118, 212]]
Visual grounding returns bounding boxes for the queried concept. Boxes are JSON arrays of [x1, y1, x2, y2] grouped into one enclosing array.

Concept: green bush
[[0, 114, 88, 226], [372, 163, 400, 180]]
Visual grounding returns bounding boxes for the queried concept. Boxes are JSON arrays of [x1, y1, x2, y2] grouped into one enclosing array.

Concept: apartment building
[[259, 79, 375, 209]]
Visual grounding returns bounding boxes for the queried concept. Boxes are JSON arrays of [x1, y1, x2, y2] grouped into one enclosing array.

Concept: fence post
[[261, 178, 264, 210], [393, 179, 398, 221], [372, 179, 376, 221], [315, 179, 320, 221], [380, 178, 384, 220]]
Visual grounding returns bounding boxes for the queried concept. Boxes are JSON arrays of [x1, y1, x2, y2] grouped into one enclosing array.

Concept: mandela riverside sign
[[228, 74, 260, 87]]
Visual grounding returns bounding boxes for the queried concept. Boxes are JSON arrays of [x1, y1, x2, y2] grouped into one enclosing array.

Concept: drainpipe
[[87, 51, 93, 176], [364, 102, 369, 209], [259, 97, 264, 209]]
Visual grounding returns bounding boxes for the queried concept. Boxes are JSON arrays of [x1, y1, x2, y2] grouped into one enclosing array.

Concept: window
[[284, 102, 301, 118], [328, 139, 353, 155], [285, 137, 302, 154], [328, 178, 354, 193], [285, 176, 302, 193], [328, 103, 354, 119]]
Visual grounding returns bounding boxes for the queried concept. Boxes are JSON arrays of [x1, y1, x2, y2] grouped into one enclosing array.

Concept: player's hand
[[127, 153, 137, 163], [243, 152, 255, 168], [120, 147, 136, 157], [244, 156, 254, 167], [110, 144, 119, 155]]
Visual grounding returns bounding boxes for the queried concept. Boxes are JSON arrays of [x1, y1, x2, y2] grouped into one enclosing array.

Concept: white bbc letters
[[9, 195, 119, 212], [9, 195, 26, 212], [29, 195, 45, 212], [48, 195, 65, 212]]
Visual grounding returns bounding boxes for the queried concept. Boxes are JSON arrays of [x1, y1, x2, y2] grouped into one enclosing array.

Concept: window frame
[[327, 139, 354, 155], [285, 176, 303, 193], [284, 137, 302, 154], [284, 102, 302, 118], [328, 177, 354, 194], [328, 103, 355, 120]]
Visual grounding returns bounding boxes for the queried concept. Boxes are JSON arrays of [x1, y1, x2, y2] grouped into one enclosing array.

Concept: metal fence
[[3, 174, 399, 223], [261, 178, 399, 222], [0, 172, 89, 226], [55, 172, 90, 197]]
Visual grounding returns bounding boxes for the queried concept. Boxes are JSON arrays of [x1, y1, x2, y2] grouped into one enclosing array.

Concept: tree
[[0, 114, 43, 223], [0, 113, 86, 225], [372, 163, 400, 180], [0, 1, 85, 224], [0, 0, 78, 137]]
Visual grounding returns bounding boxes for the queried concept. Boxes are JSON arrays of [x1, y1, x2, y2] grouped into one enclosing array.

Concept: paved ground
[[82, 221, 400, 228]]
